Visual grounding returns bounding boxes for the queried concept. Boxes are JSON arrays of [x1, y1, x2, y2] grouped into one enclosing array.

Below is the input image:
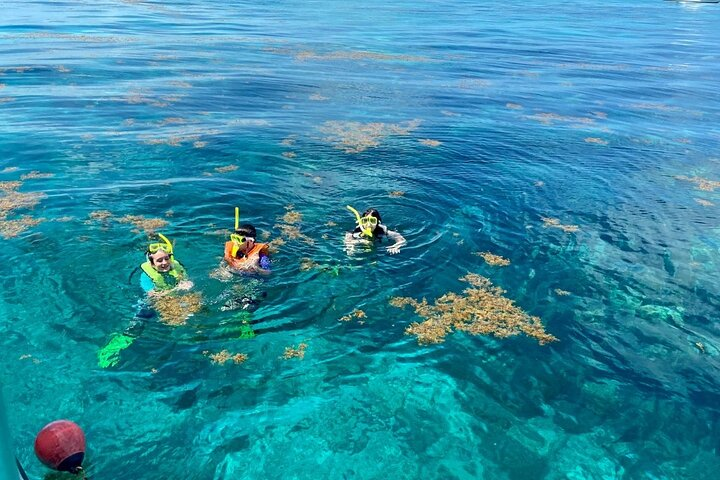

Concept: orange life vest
[[224, 241, 269, 270]]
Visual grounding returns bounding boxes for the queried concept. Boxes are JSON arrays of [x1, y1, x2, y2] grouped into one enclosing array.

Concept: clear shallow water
[[2, 0, 720, 478]]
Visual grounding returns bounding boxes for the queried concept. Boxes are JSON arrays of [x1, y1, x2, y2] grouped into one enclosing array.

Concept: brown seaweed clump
[[390, 273, 557, 346], [20, 171, 54, 180], [525, 112, 595, 126], [389, 191, 405, 198], [205, 349, 248, 365], [299, 257, 319, 271], [150, 292, 203, 326], [0, 216, 44, 239], [274, 224, 314, 244], [0, 190, 45, 217], [140, 135, 190, 146], [554, 289, 571, 296], [318, 119, 421, 153], [695, 199, 714, 207], [215, 164, 239, 174], [339, 309, 366, 322], [274, 206, 314, 245], [675, 175, 720, 192], [474, 251, 510, 266], [584, 137, 608, 145], [1, 181, 22, 192], [280, 136, 296, 147], [281, 208, 302, 224], [542, 217, 579, 233], [282, 343, 308, 360], [266, 237, 285, 253], [117, 214, 169, 234], [88, 210, 113, 221]]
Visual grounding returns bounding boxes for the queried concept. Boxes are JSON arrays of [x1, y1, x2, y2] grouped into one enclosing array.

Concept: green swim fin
[[97, 334, 134, 368], [238, 321, 256, 340]]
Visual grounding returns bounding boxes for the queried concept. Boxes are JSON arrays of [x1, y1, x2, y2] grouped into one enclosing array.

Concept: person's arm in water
[[253, 246, 271, 275], [172, 261, 194, 290], [259, 253, 271, 270], [140, 272, 155, 293], [241, 253, 271, 275], [344, 231, 362, 254], [385, 228, 406, 255]]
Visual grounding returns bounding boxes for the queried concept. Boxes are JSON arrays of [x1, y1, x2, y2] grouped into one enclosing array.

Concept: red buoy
[[34, 420, 85, 473]]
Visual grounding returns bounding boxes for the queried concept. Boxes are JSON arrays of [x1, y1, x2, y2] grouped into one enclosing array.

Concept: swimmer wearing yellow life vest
[[140, 233, 193, 292], [344, 206, 407, 255], [224, 207, 271, 274], [97, 233, 193, 368]]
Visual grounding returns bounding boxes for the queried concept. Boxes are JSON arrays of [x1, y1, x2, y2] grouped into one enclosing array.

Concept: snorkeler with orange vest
[[224, 207, 271, 275], [343, 206, 406, 255], [97, 233, 193, 368], [214, 208, 273, 338]]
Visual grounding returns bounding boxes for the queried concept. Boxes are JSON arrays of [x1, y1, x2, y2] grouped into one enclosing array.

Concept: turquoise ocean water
[[2, 0, 720, 478]]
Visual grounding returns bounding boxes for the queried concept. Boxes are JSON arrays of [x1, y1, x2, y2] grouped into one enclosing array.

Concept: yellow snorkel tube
[[346, 205, 374, 238], [158, 233, 173, 254], [231, 207, 241, 257]]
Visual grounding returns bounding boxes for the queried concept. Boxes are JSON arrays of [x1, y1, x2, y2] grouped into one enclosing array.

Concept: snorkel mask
[[347, 205, 377, 238], [148, 233, 174, 255]]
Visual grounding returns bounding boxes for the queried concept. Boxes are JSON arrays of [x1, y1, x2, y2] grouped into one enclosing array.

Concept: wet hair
[[235, 223, 257, 238], [362, 208, 382, 223]]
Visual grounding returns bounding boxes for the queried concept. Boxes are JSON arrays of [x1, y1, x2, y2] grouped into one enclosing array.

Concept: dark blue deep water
[[2, 1, 720, 478]]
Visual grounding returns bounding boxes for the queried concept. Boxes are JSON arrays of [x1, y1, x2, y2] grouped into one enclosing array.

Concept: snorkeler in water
[[343, 206, 407, 255], [140, 233, 193, 293], [97, 233, 193, 368], [223, 208, 271, 275], [214, 208, 274, 338]]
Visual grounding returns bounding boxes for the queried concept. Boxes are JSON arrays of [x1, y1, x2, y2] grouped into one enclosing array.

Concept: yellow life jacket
[[140, 260, 186, 290]]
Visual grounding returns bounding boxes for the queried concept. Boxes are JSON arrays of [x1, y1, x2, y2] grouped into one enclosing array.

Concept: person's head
[[147, 233, 174, 272], [147, 248, 173, 272], [230, 223, 257, 254], [362, 209, 382, 224], [358, 208, 382, 235]]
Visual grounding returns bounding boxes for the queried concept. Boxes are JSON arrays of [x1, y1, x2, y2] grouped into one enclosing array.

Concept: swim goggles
[[148, 233, 173, 254], [359, 215, 378, 230], [230, 233, 254, 245], [347, 205, 376, 238]]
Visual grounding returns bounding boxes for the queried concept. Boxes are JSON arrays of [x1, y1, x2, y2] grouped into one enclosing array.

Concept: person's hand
[[176, 280, 194, 291], [344, 244, 356, 256], [147, 289, 165, 299], [386, 244, 402, 255]]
